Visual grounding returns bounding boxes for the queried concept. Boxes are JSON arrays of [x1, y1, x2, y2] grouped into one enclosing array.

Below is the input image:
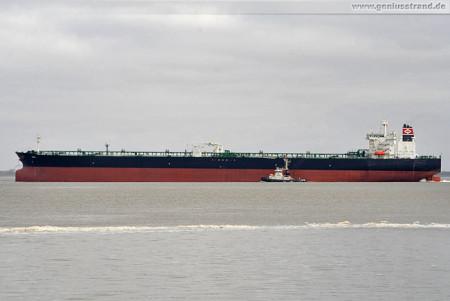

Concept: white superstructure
[[366, 120, 416, 159], [191, 142, 224, 157]]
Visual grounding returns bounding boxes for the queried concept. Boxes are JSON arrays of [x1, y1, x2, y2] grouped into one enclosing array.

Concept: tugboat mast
[[283, 158, 290, 170]]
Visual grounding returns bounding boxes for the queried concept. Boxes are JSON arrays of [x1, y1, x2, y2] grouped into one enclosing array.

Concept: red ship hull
[[15, 166, 439, 182]]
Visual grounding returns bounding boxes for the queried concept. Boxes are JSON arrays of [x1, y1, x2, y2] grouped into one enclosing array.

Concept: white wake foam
[[1, 222, 449, 233], [302, 221, 450, 228]]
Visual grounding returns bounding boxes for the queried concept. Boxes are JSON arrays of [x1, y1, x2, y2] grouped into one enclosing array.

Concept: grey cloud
[[1, 3, 449, 170]]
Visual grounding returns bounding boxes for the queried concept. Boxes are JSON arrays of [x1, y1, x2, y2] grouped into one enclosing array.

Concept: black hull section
[[290, 157, 441, 172]]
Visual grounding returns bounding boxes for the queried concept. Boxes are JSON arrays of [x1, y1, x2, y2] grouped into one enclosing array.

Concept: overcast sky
[[1, 1, 449, 171]]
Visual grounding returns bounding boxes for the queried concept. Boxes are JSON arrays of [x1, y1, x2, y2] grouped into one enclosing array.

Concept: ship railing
[[32, 150, 195, 157], [416, 155, 441, 159], [32, 150, 349, 158], [30, 150, 359, 159], [232, 152, 360, 159]]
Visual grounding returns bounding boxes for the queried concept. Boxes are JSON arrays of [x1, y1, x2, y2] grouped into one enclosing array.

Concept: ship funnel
[[402, 124, 414, 142]]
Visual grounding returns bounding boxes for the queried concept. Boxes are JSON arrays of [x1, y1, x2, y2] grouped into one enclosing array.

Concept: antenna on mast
[[36, 135, 41, 153], [381, 119, 388, 136]]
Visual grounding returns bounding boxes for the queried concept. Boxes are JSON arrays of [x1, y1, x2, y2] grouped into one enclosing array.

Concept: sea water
[[0, 176, 449, 300]]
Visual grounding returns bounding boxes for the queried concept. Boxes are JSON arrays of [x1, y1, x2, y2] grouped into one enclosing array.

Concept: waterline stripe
[[1, 222, 449, 233]]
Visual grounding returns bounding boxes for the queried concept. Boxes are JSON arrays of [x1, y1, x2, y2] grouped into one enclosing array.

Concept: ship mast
[[382, 120, 388, 137], [36, 135, 41, 153]]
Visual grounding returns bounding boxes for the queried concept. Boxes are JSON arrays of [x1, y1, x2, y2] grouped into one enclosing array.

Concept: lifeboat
[[374, 151, 386, 156]]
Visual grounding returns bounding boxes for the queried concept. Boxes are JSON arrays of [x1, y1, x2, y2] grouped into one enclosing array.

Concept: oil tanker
[[15, 121, 441, 182]]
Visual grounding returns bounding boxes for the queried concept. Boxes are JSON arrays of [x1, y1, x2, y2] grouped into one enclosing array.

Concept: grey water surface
[[1, 177, 449, 300]]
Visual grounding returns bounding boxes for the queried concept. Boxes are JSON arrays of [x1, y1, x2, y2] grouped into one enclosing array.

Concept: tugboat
[[261, 159, 307, 182]]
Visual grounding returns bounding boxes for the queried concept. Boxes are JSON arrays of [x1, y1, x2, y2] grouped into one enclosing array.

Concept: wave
[[1, 222, 449, 233]]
